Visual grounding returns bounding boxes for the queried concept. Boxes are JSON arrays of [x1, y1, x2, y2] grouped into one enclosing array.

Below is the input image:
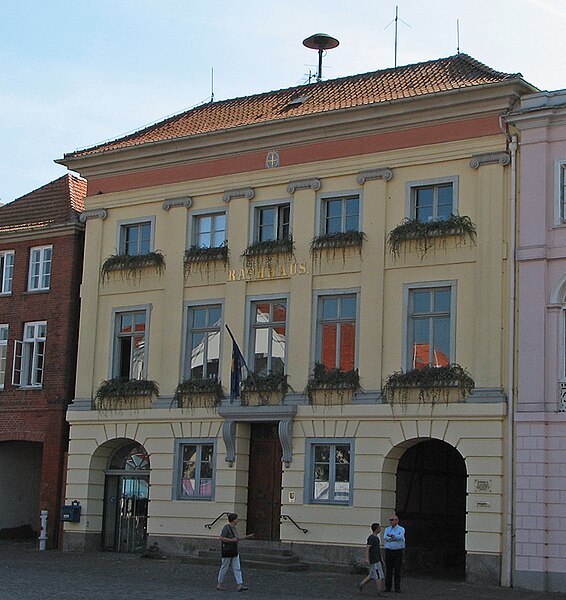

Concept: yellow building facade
[[60, 55, 536, 583]]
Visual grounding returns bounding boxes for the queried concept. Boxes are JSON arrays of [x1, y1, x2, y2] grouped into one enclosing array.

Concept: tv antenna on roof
[[385, 5, 411, 68], [303, 33, 339, 83]]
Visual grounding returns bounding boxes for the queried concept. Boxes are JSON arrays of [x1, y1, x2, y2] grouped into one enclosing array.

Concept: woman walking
[[217, 513, 254, 592]]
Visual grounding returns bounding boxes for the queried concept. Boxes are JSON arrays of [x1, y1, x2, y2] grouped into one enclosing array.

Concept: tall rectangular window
[[120, 221, 152, 256], [322, 195, 359, 234], [12, 321, 47, 387], [176, 441, 215, 500], [0, 325, 8, 389], [316, 293, 357, 371], [185, 304, 222, 379], [250, 299, 287, 375], [560, 164, 566, 223], [194, 212, 226, 248], [307, 440, 353, 505], [0, 251, 14, 294], [113, 311, 147, 379], [255, 203, 290, 242], [407, 286, 453, 370], [28, 246, 52, 291]]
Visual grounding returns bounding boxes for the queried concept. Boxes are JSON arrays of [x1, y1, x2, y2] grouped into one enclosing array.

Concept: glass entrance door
[[102, 442, 150, 553]]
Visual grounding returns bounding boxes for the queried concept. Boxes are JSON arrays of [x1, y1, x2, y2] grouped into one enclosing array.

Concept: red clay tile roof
[[0, 174, 87, 234], [63, 53, 526, 160]]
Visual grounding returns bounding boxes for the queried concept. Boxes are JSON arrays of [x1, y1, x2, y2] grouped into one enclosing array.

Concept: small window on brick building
[[12, 321, 47, 387]]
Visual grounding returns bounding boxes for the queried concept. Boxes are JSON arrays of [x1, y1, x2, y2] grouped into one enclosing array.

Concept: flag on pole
[[226, 325, 246, 403]]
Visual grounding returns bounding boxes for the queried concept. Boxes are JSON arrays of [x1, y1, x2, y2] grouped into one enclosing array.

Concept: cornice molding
[[222, 187, 255, 203], [79, 208, 108, 222], [469, 152, 510, 169], [356, 168, 393, 184], [287, 178, 321, 193], [162, 196, 193, 211]]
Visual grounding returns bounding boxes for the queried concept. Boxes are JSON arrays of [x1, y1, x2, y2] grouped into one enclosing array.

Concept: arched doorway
[[102, 441, 150, 553], [395, 439, 467, 578]]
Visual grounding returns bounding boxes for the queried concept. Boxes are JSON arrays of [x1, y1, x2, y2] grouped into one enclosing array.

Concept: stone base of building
[[465, 553, 500, 586], [62, 530, 101, 552], [514, 569, 566, 593]]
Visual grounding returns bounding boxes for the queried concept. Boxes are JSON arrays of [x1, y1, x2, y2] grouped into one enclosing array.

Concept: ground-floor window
[[305, 438, 354, 505], [174, 440, 215, 500]]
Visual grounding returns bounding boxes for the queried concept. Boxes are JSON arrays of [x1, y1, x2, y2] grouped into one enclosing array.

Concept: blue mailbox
[[60, 500, 81, 523]]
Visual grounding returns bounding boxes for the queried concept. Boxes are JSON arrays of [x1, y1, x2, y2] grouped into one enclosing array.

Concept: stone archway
[[395, 439, 467, 578]]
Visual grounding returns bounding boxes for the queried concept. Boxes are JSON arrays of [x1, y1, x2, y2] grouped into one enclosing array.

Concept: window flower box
[[173, 378, 224, 411], [93, 378, 159, 411], [387, 215, 476, 258], [383, 364, 475, 406], [101, 251, 166, 282]]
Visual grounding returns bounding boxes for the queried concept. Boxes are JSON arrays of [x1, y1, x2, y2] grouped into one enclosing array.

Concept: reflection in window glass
[[311, 443, 351, 504], [179, 443, 214, 499], [187, 305, 222, 379], [251, 299, 286, 375], [323, 196, 359, 234], [409, 287, 452, 369], [318, 295, 357, 371]]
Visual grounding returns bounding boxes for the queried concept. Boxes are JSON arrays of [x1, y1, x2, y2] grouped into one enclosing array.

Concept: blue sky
[[1, 0, 565, 203]]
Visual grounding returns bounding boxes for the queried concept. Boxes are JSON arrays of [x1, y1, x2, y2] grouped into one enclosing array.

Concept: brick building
[[0, 174, 86, 547]]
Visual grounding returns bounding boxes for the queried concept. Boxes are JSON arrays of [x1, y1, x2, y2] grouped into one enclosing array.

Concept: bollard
[[38, 510, 48, 551]]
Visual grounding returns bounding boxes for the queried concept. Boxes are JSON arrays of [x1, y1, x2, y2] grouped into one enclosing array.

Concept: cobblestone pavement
[[0, 541, 564, 600]]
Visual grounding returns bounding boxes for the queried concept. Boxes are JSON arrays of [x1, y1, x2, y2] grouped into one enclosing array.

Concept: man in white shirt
[[383, 515, 405, 593]]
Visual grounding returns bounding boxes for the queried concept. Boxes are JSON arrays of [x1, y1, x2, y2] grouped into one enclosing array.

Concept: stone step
[[191, 547, 308, 572]]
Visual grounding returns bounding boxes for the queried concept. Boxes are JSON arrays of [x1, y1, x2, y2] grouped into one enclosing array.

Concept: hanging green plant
[[101, 251, 166, 282], [241, 237, 294, 271], [183, 243, 229, 277], [382, 364, 475, 406], [173, 377, 224, 410], [241, 371, 289, 406], [304, 362, 360, 405], [94, 377, 159, 411], [310, 231, 365, 265], [387, 215, 477, 258]]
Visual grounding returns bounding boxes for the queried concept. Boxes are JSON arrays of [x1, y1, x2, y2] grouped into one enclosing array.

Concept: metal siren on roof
[[302, 33, 340, 83]]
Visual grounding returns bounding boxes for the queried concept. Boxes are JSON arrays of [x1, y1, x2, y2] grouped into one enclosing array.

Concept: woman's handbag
[[221, 540, 238, 558]]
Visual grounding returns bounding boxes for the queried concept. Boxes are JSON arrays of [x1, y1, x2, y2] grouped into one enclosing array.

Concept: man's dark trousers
[[384, 548, 403, 592]]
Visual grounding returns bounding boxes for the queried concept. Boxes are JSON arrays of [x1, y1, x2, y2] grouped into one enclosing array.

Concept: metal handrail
[[280, 514, 308, 534], [204, 512, 231, 529]]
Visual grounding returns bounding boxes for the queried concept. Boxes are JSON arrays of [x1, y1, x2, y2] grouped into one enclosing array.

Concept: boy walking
[[357, 522, 385, 596]]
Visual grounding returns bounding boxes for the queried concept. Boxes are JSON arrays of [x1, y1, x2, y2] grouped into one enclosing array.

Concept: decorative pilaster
[[356, 168, 393, 184], [287, 178, 321, 194], [278, 419, 293, 467], [79, 208, 107, 223], [469, 152, 510, 169], [223, 188, 255, 203], [162, 196, 192, 211], [222, 420, 237, 466]]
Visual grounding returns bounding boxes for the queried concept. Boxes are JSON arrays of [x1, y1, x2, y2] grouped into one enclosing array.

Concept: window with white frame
[[12, 321, 46, 387], [315, 293, 357, 371], [193, 212, 226, 248], [113, 310, 148, 379], [0, 325, 8, 389], [120, 220, 152, 256], [250, 298, 287, 375], [185, 304, 222, 379], [408, 178, 457, 223], [405, 283, 455, 371], [28, 246, 52, 291], [0, 251, 14, 294], [320, 195, 360, 234], [253, 203, 290, 242], [175, 440, 215, 500], [306, 439, 354, 505]]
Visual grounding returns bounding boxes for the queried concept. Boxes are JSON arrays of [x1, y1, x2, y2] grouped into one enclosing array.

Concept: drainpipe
[[502, 133, 518, 587]]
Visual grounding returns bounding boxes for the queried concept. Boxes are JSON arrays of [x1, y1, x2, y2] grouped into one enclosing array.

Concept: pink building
[[510, 90, 566, 592]]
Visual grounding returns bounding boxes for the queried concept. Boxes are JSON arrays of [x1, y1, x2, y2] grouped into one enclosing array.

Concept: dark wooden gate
[[246, 423, 282, 540]]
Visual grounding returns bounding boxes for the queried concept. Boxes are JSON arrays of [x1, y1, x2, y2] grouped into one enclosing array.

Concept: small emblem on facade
[[266, 150, 280, 169]]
